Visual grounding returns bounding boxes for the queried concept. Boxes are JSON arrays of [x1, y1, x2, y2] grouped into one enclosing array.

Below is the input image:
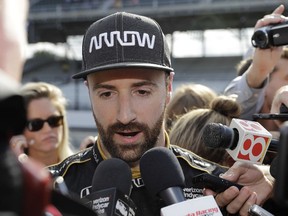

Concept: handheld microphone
[[140, 147, 186, 205], [274, 123, 288, 210], [269, 156, 278, 179], [51, 189, 98, 216], [140, 147, 222, 216], [83, 158, 137, 216], [203, 118, 272, 164], [20, 158, 98, 216]]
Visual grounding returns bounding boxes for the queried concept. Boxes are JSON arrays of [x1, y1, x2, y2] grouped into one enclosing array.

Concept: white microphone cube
[[227, 118, 272, 164], [160, 195, 223, 216]]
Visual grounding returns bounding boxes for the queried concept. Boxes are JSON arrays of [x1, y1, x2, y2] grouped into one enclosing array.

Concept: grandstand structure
[[29, 0, 284, 43], [26, 0, 287, 147]]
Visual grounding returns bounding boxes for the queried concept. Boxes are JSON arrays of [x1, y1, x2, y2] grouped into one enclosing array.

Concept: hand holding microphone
[[203, 118, 272, 164], [140, 147, 222, 216], [201, 119, 276, 214], [204, 161, 274, 215], [140, 146, 186, 205]]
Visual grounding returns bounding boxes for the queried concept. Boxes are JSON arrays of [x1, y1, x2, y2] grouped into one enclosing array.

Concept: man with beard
[[48, 11, 277, 216]]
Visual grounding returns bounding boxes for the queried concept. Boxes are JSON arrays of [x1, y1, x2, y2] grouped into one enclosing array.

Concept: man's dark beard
[[94, 111, 164, 163]]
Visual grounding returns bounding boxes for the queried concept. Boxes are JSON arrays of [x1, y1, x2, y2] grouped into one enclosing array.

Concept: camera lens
[[251, 29, 269, 49]]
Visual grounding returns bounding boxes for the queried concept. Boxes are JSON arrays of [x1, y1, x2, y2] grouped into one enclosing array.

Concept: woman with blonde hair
[[10, 82, 74, 166], [169, 95, 241, 167], [165, 83, 217, 132]]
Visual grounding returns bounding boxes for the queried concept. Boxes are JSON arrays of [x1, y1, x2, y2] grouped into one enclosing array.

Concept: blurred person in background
[[0, 1, 57, 215], [0, 0, 28, 82], [169, 95, 241, 167], [224, 46, 288, 132], [165, 83, 217, 132], [10, 82, 74, 166]]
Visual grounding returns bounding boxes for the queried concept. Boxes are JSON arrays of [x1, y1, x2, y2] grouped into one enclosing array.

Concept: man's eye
[[100, 92, 112, 98], [138, 90, 150, 95]]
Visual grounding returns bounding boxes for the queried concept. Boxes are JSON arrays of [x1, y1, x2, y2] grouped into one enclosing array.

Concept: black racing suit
[[48, 137, 227, 216]]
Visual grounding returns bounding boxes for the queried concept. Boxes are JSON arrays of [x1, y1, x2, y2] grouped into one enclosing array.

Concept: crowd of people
[[1, 1, 288, 215]]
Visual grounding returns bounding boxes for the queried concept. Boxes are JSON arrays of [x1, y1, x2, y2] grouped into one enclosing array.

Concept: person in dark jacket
[[48, 10, 277, 216]]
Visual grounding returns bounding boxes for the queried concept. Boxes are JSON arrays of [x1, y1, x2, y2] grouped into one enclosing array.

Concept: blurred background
[[25, 0, 287, 148]]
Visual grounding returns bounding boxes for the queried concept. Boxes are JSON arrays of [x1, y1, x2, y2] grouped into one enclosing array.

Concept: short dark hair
[[236, 58, 253, 76]]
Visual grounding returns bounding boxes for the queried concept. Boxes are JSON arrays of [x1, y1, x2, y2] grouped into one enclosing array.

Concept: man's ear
[[84, 80, 88, 87], [166, 72, 174, 104]]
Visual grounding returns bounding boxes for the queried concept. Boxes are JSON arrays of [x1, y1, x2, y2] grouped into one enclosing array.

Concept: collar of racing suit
[[96, 131, 171, 179]]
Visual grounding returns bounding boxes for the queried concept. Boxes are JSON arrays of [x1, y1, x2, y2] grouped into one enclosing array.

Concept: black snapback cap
[[72, 12, 173, 79]]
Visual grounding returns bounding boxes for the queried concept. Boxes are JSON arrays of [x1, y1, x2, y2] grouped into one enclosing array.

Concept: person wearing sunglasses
[[10, 82, 74, 166], [46, 10, 286, 215]]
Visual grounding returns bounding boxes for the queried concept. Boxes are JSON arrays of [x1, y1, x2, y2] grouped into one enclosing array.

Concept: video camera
[[251, 21, 288, 49]]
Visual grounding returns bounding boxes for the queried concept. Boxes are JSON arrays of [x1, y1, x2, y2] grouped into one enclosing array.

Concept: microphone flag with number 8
[[227, 118, 272, 164]]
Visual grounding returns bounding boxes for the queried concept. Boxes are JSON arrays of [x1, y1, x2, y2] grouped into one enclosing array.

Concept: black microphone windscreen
[[0, 95, 26, 143], [51, 189, 98, 216], [202, 123, 233, 149], [270, 156, 278, 179], [91, 158, 132, 195], [139, 147, 185, 197]]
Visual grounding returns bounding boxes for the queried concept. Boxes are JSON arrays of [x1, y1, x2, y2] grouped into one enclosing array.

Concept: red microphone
[[19, 154, 54, 216]]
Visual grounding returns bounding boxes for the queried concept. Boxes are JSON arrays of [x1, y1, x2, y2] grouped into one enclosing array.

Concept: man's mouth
[[117, 131, 140, 137], [114, 130, 143, 144]]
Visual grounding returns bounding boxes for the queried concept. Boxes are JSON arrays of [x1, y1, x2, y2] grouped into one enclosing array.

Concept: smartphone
[[191, 173, 243, 193], [248, 204, 274, 216]]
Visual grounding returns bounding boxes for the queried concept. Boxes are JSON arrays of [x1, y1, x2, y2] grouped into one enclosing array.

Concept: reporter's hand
[[247, 4, 287, 88], [204, 162, 274, 216]]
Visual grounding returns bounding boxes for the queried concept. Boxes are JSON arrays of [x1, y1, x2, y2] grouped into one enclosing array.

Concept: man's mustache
[[109, 122, 146, 132]]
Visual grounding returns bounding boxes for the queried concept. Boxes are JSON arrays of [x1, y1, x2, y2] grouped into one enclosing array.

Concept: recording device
[[140, 147, 222, 216], [253, 103, 288, 122], [273, 122, 288, 210], [191, 173, 243, 193], [1, 69, 97, 216], [204, 123, 278, 153], [248, 204, 274, 216], [0, 95, 27, 144], [1, 150, 26, 215], [251, 21, 288, 49], [0, 74, 96, 216], [140, 147, 186, 205], [83, 158, 136, 216], [2, 151, 96, 216], [0, 81, 34, 215], [202, 118, 272, 164], [252, 113, 288, 121], [269, 156, 278, 179], [51, 189, 98, 216]]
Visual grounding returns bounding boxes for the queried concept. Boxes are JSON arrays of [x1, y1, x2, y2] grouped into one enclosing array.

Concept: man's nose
[[116, 94, 136, 124]]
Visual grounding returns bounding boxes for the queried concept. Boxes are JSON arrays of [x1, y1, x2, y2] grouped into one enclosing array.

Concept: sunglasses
[[27, 115, 64, 132]]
